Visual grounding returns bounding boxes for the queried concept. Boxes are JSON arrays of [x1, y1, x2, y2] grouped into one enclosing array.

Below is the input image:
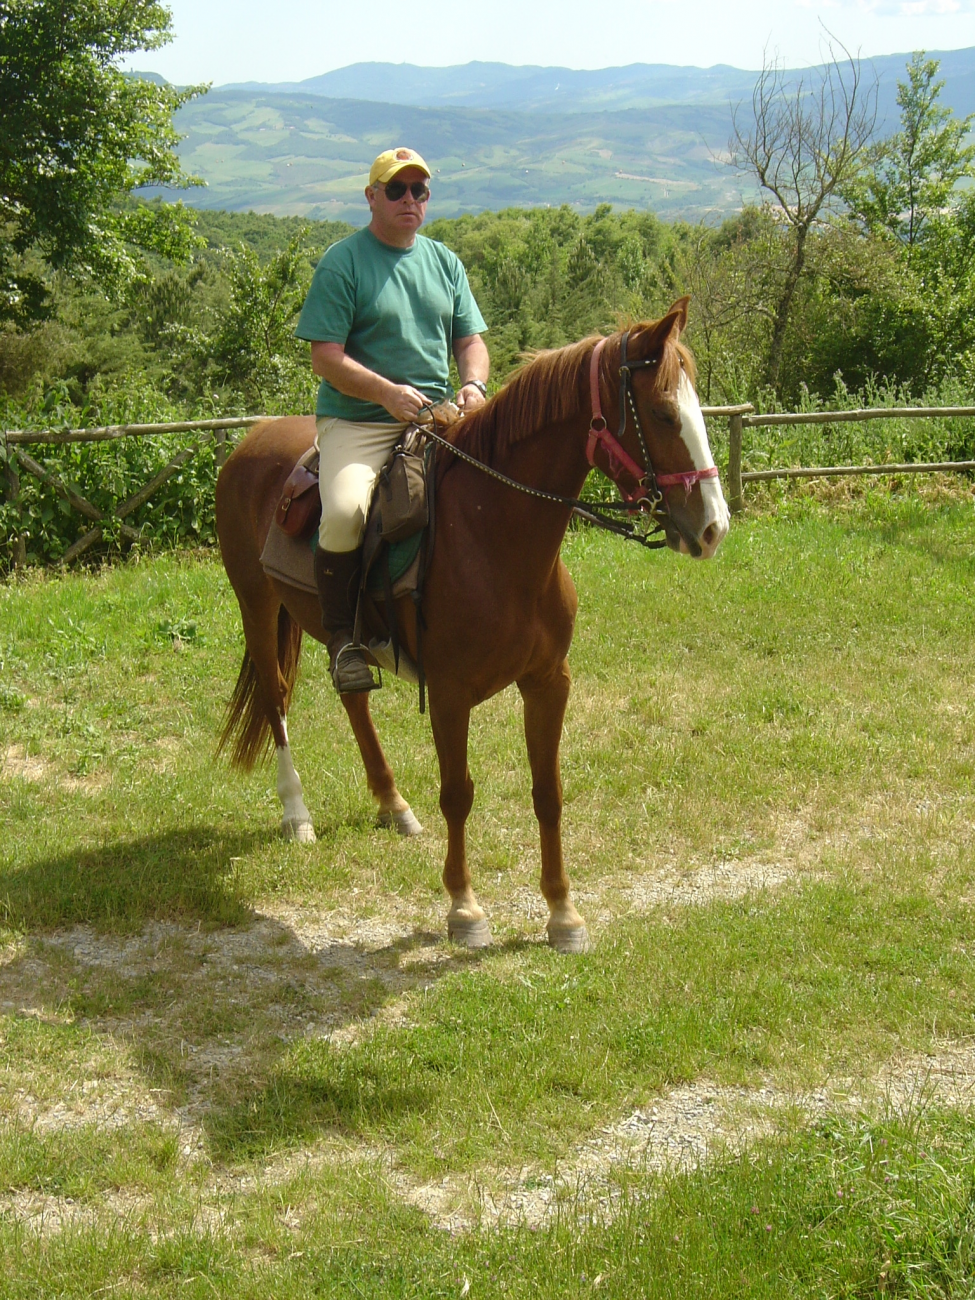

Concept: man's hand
[[456, 383, 487, 412], [383, 383, 431, 422]]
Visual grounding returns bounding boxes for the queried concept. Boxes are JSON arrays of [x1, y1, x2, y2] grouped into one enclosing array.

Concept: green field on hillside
[[169, 92, 748, 223]]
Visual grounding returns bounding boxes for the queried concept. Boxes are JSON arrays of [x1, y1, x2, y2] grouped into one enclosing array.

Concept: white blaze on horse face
[[677, 372, 730, 558]]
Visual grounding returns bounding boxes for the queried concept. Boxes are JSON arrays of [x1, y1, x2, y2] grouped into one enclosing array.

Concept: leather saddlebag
[[276, 450, 321, 538], [377, 443, 428, 543]]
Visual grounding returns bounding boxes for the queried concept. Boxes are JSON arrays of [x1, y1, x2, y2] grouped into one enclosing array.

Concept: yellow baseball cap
[[369, 147, 432, 186]]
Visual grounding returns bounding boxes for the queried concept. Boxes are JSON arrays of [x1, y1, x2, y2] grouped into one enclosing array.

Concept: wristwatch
[[462, 379, 487, 397]]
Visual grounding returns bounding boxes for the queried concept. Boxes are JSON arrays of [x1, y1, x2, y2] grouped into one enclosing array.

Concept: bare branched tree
[[731, 39, 876, 392]]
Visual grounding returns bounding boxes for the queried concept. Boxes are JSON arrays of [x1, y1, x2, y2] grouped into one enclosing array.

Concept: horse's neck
[[462, 410, 593, 571], [495, 412, 592, 504]]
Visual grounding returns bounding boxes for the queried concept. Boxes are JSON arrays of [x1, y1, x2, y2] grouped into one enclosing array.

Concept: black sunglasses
[[381, 179, 430, 202]]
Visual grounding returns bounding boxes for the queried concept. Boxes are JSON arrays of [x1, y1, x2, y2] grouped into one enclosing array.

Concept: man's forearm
[[311, 342, 394, 406], [310, 341, 431, 423], [454, 334, 490, 387]]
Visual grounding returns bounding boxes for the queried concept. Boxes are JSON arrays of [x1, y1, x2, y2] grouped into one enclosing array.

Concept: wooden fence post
[[215, 428, 227, 471], [3, 443, 27, 570], [728, 412, 744, 513]]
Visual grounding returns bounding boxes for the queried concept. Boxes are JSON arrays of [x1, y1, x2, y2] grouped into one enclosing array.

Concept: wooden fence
[[707, 403, 975, 513], [1, 417, 266, 568], [3, 404, 975, 567]]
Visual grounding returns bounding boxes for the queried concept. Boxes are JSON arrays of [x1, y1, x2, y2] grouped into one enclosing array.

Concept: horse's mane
[[451, 334, 598, 464], [452, 325, 697, 464]]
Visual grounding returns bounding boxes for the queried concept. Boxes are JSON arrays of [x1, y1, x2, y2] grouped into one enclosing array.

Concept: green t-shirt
[[295, 227, 488, 422]]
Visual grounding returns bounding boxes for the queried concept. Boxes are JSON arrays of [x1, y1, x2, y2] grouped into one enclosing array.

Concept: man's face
[[366, 165, 430, 244]]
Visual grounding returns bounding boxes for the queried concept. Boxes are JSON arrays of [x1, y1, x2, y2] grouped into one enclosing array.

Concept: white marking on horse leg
[[377, 806, 424, 836], [446, 888, 492, 947], [276, 716, 315, 844], [546, 898, 590, 954], [375, 790, 423, 836]]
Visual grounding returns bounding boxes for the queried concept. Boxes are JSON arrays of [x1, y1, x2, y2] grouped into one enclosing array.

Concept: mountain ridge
[[214, 48, 975, 121]]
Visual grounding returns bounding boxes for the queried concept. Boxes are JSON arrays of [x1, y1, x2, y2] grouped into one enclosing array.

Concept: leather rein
[[420, 332, 718, 553]]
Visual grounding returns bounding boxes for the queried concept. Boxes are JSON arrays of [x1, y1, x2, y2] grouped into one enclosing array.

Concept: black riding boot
[[313, 547, 379, 694]]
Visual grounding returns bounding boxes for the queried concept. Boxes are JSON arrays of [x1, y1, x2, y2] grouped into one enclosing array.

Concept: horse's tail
[[218, 607, 304, 771]]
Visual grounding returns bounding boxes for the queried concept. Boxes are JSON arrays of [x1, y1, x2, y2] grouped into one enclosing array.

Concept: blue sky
[[139, 0, 975, 85]]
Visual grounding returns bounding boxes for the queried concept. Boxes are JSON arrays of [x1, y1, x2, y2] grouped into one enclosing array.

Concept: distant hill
[[165, 92, 747, 224], [220, 48, 975, 123], [141, 49, 974, 225]]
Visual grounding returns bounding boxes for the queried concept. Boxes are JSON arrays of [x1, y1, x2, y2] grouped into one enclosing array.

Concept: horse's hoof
[[377, 807, 423, 836], [281, 817, 316, 844], [547, 925, 590, 954], [447, 917, 493, 948]]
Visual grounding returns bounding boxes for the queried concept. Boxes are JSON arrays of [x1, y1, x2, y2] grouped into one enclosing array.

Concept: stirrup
[[330, 639, 380, 695]]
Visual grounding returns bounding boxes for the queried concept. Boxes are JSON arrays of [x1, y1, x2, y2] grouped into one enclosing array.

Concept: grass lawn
[[2, 487, 975, 1296]]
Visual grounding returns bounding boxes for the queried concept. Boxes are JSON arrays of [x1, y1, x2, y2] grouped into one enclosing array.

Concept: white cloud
[[796, 0, 973, 12]]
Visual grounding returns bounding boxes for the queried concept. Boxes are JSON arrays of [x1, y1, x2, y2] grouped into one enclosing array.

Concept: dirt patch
[[1, 744, 49, 783], [4, 889, 975, 1240], [390, 1042, 975, 1233], [6, 1078, 172, 1134], [388, 1079, 828, 1232], [0, 910, 476, 1135], [0, 744, 109, 793], [623, 859, 802, 910]]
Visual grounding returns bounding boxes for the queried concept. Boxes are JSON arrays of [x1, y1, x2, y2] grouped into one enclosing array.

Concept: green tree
[[171, 235, 316, 412], [0, 0, 204, 323], [844, 53, 975, 251]]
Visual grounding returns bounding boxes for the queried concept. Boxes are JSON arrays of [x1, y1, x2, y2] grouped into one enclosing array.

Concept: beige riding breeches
[[315, 416, 408, 553]]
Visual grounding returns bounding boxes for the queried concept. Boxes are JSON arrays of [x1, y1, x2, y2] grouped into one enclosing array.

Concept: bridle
[[587, 333, 720, 517], [418, 330, 719, 554]]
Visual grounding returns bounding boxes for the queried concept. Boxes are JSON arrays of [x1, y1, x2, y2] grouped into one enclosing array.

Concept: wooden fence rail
[[2, 416, 267, 446], [3, 405, 975, 567]]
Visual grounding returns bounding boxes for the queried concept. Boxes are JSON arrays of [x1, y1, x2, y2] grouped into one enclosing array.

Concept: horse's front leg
[[341, 693, 422, 835], [429, 687, 492, 947], [519, 661, 589, 953]]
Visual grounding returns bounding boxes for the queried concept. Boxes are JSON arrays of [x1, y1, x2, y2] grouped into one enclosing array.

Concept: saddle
[[261, 403, 462, 710]]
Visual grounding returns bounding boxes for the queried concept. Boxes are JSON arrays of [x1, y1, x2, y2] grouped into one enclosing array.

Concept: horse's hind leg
[[274, 714, 316, 844], [239, 598, 316, 844], [519, 661, 589, 953], [341, 693, 422, 836]]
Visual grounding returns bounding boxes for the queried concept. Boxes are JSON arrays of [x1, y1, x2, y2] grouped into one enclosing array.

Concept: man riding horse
[[296, 147, 490, 695]]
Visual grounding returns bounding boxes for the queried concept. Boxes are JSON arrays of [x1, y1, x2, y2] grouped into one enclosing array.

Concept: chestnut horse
[[215, 299, 729, 952]]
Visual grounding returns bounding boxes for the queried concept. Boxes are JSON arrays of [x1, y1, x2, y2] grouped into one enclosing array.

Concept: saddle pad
[[258, 522, 423, 598], [365, 529, 423, 594]]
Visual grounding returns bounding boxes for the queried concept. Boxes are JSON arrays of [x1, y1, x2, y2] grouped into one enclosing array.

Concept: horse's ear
[[667, 296, 690, 335], [636, 305, 685, 354]]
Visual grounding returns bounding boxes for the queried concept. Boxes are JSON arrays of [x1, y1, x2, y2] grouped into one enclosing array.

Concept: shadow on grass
[[0, 894, 500, 1163], [202, 926, 489, 1163], [0, 825, 265, 930]]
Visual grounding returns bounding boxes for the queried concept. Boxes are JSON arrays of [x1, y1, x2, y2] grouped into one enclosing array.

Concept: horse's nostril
[[702, 524, 717, 549]]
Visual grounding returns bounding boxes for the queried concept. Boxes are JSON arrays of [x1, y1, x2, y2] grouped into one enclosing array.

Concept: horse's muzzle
[[663, 492, 729, 559]]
